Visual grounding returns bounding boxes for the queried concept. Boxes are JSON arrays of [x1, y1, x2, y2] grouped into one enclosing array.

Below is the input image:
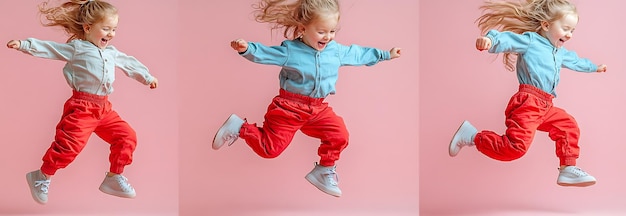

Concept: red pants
[[239, 89, 349, 166], [475, 84, 580, 166], [40, 91, 137, 175]]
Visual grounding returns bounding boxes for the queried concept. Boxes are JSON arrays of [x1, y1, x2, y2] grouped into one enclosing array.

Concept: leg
[[29, 98, 100, 204], [301, 105, 346, 197], [300, 105, 348, 167], [40, 98, 100, 175], [94, 106, 137, 174], [538, 110, 596, 187], [240, 96, 307, 158], [93, 105, 137, 198], [475, 92, 549, 161], [537, 106, 580, 166]]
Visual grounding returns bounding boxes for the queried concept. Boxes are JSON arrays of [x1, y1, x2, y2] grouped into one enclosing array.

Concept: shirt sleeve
[[486, 30, 531, 54], [561, 48, 597, 73], [112, 46, 154, 85], [240, 41, 289, 66], [338, 44, 390, 66], [18, 38, 74, 61]]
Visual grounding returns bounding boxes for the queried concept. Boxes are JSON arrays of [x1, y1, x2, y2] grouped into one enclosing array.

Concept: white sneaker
[[557, 166, 596, 187], [99, 173, 136, 198], [305, 162, 342, 197], [212, 114, 245, 150], [26, 170, 50, 204], [449, 120, 478, 157]]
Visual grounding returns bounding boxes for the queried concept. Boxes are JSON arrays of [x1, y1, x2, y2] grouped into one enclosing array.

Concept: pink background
[[0, 0, 178, 215], [420, 0, 626, 215], [178, 0, 418, 215]]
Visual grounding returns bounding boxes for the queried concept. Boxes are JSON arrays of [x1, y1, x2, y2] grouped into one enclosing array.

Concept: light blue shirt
[[241, 39, 391, 98], [485, 30, 597, 97], [18, 38, 155, 96]]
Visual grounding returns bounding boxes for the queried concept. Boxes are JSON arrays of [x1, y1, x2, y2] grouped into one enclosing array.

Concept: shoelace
[[322, 167, 339, 186], [568, 167, 589, 177], [34, 180, 51, 194], [225, 133, 239, 146], [115, 175, 134, 192]]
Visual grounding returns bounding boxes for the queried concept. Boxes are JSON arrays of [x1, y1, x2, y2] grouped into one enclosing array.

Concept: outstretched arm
[[233, 39, 289, 66], [112, 47, 155, 87], [562, 49, 605, 73], [477, 30, 531, 54], [6, 38, 74, 61]]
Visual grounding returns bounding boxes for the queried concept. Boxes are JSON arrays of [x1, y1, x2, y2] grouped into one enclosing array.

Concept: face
[[541, 13, 578, 48], [300, 12, 339, 51], [84, 13, 118, 49]]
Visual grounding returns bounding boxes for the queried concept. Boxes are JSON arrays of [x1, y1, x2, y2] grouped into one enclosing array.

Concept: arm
[[7, 38, 74, 61], [113, 47, 157, 89], [561, 49, 605, 73], [478, 30, 531, 54], [231, 39, 289, 66], [339, 44, 393, 66]]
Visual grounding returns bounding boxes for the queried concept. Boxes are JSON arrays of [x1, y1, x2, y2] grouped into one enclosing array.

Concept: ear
[[83, 24, 91, 33], [296, 24, 306, 38], [540, 21, 550, 31]]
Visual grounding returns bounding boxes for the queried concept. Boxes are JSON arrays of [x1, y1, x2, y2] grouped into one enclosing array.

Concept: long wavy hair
[[39, 0, 118, 42], [252, 0, 340, 39], [476, 0, 577, 71]]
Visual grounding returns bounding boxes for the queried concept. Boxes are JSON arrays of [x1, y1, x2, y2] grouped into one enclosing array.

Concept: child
[[6, 0, 158, 204], [212, 0, 401, 197], [449, 0, 606, 187]]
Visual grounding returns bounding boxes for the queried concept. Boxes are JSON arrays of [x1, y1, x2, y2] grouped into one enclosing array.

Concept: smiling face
[[300, 12, 339, 51], [541, 13, 578, 48], [84, 13, 118, 49]]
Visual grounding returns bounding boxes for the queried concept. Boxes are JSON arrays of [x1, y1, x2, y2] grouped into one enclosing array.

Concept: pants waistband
[[518, 84, 553, 101], [72, 90, 108, 102], [279, 89, 324, 105]]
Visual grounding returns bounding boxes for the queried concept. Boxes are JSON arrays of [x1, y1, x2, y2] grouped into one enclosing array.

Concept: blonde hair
[[476, 0, 577, 71], [253, 0, 340, 39], [39, 0, 118, 42]]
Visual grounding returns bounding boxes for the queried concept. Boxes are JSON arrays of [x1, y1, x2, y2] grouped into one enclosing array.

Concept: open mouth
[[317, 41, 328, 49], [100, 38, 110, 46]]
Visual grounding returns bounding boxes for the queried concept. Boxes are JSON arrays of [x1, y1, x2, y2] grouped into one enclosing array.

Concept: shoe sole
[[449, 121, 470, 157], [212, 114, 237, 150], [305, 174, 341, 197], [557, 181, 596, 187], [99, 185, 136, 198], [26, 172, 47, 205]]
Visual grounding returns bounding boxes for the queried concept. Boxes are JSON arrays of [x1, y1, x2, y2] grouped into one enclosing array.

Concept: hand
[[149, 78, 158, 89], [6, 40, 20, 49], [476, 36, 492, 51], [231, 39, 248, 53], [390, 47, 402, 59], [596, 64, 607, 73]]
